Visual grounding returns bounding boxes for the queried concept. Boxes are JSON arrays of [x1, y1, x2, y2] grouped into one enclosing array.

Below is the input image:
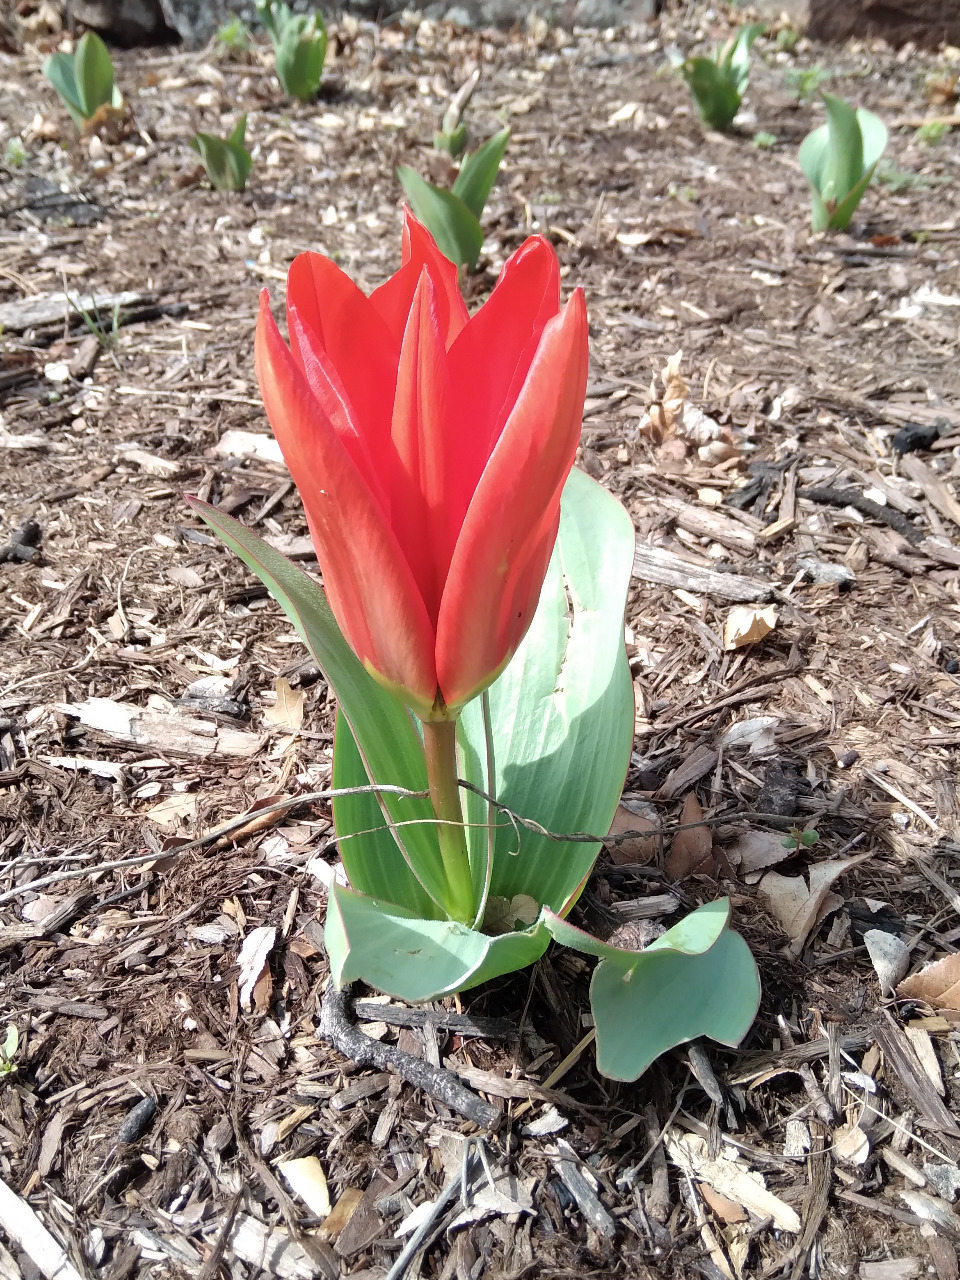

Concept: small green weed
[[775, 27, 800, 52], [781, 826, 819, 852], [667, 182, 698, 202], [785, 66, 831, 100], [4, 137, 27, 166], [0, 1026, 19, 1078], [216, 15, 251, 52], [874, 158, 930, 193], [752, 130, 777, 149], [915, 121, 950, 144]]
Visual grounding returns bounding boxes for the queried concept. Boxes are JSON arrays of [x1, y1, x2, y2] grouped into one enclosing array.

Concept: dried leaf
[[726, 830, 795, 875], [667, 792, 715, 880], [237, 925, 276, 1010], [864, 929, 911, 996], [898, 952, 960, 1012], [758, 856, 869, 955], [665, 1132, 800, 1233], [723, 605, 777, 651], [263, 677, 305, 733], [606, 803, 661, 864], [145, 792, 197, 829]]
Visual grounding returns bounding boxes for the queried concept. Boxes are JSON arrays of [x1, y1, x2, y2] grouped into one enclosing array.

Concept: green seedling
[[216, 16, 251, 51], [397, 126, 511, 271], [675, 23, 765, 132], [0, 1026, 18, 1078], [256, 0, 326, 102], [874, 158, 929, 193], [191, 114, 252, 192], [915, 121, 950, 144], [775, 26, 800, 52], [781, 826, 819, 851], [799, 92, 887, 231], [785, 65, 830, 101], [752, 130, 777, 149], [43, 31, 122, 130], [4, 137, 27, 167]]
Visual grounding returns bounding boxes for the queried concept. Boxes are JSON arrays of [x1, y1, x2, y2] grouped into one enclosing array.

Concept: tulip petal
[[371, 208, 468, 350], [255, 293, 438, 713], [286, 252, 398, 476], [435, 288, 589, 710], [389, 271, 454, 626], [444, 236, 560, 529]]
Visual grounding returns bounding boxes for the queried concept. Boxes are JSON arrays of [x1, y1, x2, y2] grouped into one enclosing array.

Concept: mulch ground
[[2, 5, 960, 1278]]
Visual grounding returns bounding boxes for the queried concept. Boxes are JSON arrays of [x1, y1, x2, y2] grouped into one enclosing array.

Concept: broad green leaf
[[43, 51, 84, 128], [187, 501, 452, 915], [799, 95, 887, 231], [720, 23, 764, 95], [74, 32, 115, 120], [396, 166, 484, 269], [228, 114, 248, 149], [681, 58, 742, 131], [545, 900, 761, 1081], [452, 127, 511, 221], [332, 708, 437, 918], [459, 468, 635, 915], [190, 124, 252, 192], [276, 22, 326, 100], [327, 882, 550, 1000]]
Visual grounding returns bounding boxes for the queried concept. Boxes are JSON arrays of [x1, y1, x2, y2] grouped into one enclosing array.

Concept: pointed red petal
[[255, 292, 438, 713], [435, 288, 588, 710], [389, 271, 453, 627], [444, 236, 560, 531], [371, 208, 468, 350], [286, 251, 398, 477]]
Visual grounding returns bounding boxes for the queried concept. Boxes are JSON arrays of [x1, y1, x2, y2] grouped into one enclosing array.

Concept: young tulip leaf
[[187, 500, 455, 916], [276, 20, 326, 100], [74, 31, 116, 119], [190, 116, 252, 191], [458, 468, 636, 914], [681, 57, 743, 131], [799, 92, 887, 231], [451, 127, 511, 221], [544, 899, 761, 1080], [719, 23, 764, 94], [396, 166, 484, 269], [43, 51, 85, 128], [435, 123, 468, 158], [327, 881, 551, 1000]]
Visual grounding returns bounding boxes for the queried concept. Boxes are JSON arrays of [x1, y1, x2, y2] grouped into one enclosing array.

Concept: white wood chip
[[666, 1133, 801, 1233]]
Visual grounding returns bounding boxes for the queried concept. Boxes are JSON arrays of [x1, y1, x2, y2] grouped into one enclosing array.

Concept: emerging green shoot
[[781, 826, 819, 851], [775, 26, 800, 52], [256, 0, 327, 102], [752, 130, 777, 149], [676, 23, 765, 132], [216, 15, 251, 53], [191, 115, 253, 191], [799, 92, 887, 231], [915, 120, 950, 144], [68, 294, 122, 368], [784, 65, 830, 101], [4, 137, 28, 167], [0, 1025, 18, 1078], [434, 67, 480, 159], [397, 127, 511, 271], [43, 31, 122, 130]]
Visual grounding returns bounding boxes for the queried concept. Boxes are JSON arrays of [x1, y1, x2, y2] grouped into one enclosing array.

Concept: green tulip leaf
[[681, 57, 742, 131], [190, 116, 252, 192], [452, 127, 511, 221], [43, 51, 84, 127], [74, 31, 116, 119], [434, 123, 468, 159], [718, 23, 764, 94], [544, 899, 761, 1081], [276, 22, 326, 100], [458, 468, 636, 915], [799, 94, 887, 231], [396, 166, 484, 269], [187, 500, 453, 917], [327, 881, 551, 1000]]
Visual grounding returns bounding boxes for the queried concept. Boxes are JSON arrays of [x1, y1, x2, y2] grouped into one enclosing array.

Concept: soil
[[807, 0, 960, 51], [2, 6, 960, 1279]]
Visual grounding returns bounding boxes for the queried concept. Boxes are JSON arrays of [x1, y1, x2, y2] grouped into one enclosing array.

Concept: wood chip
[[632, 543, 773, 602]]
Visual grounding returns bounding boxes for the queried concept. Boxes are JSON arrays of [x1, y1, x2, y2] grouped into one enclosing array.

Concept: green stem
[[422, 719, 474, 924]]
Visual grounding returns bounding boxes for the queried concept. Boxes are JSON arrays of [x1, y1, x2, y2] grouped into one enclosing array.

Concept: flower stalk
[[421, 718, 474, 924]]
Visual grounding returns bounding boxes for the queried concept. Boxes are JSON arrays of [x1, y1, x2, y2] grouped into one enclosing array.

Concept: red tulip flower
[[255, 211, 588, 721]]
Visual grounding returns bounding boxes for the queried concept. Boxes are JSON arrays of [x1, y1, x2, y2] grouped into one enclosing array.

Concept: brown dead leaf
[[642, 350, 686, 442], [726, 829, 794, 875], [263, 677, 305, 734], [758, 856, 869, 956], [723, 605, 777, 652], [899, 952, 960, 1012], [606, 803, 661, 864], [667, 792, 715, 880]]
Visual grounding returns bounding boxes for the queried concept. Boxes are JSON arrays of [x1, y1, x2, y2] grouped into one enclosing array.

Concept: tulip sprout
[[799, 92, 887, 231], [676, 23, 764, 131], [397, 127, 511, 271], [43, 31, 122, 131], [256, 0, 327, 102], [190, 115, 253, 192]]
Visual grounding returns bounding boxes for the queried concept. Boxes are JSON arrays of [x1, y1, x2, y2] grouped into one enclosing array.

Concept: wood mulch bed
[[1, 5, 960, 1277]]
